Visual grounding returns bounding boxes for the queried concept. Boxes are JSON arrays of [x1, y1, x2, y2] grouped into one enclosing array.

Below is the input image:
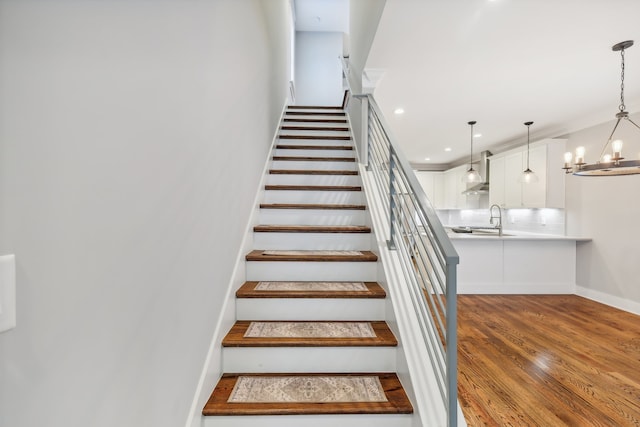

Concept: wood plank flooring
[[457, 295, 640, 426]]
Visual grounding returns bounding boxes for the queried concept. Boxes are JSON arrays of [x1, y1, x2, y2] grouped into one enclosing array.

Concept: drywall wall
[[0, 1, 289, 427], [565, 112, 640, 313], [347, 0, 386, 154], [294, 31, 343, 106]]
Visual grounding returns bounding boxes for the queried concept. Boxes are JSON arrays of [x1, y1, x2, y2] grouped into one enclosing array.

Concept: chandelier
[[563, 40, 640, 176]]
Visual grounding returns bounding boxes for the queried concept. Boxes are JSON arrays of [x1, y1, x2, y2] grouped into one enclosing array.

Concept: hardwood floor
[[457, 295, 640, 426]]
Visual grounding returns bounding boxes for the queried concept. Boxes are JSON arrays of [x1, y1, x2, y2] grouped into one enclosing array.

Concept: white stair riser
[[271, 160, 358, 171], [263, 190, 364, 204], [253, 232, 371, 250], [246, 260, 377, 281], [284, 114, 346, 120], [267, 174, 361, 186], [279, 132, 350, 139], [276, 138, 353, 146], [286, 108, 344, 112], [274, 149, 354, 158], [236, 298, 385, 320], [222, 347, 396, 373], [204, 414, 413, 427], [259, 209, 368, 226]]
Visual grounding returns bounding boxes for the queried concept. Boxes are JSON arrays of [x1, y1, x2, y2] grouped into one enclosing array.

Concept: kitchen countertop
[[444, 227, 591, 242]]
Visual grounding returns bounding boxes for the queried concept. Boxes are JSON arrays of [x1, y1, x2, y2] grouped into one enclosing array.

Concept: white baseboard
[[184, 99, 288, 427], [575, 286, 640, 316]]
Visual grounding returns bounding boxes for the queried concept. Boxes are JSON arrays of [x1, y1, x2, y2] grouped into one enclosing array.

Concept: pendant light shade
[[463, 121, 483, 183], [562, 40, 640, 176], [519, 121, 539, 184]]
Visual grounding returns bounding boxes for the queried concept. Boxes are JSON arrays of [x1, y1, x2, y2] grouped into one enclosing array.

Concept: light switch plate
[[0, 254, 16, 333]]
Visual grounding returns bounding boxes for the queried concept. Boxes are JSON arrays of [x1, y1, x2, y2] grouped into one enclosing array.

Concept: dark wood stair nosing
[[259, 203, 366, 210], [245, 250, 378, 262], [236, 281, 385, 299], [253, 225, 371, 233], [222, 320, 397, 347], [276, 144, 353, 150], [283, 118, 348, 124], [272, 156, 356, 162], [281, 126, 349, 131], [202, 372, 413, 416], [269, 169, 359, 176], [287, 105, 343, 110], [285, 111, 346, 116], [279, 135, 351, 140], [264, 185, 362, 191]]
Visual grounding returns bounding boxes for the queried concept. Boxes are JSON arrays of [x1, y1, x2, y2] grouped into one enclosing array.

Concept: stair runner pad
[[227, 375, 388, 403], [255, 281, 368, 291], [243, 322, 376, 338], [262, 250, 363, 256]]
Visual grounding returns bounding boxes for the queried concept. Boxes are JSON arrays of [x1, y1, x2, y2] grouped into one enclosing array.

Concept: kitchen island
[[447, 230, 591, 294]]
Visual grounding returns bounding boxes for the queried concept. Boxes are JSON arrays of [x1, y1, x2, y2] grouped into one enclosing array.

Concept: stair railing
[[348, 88, 459, 425]]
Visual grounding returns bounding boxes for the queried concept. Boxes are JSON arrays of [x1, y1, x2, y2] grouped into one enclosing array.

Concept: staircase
[[202, 106, 414, 426]]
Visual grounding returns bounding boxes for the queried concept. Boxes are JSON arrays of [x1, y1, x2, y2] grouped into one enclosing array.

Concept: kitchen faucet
[[489, 204, 503, 236]]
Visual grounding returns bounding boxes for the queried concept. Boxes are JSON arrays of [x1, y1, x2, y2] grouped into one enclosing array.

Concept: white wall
[[347, 0, 387, 156], [0, 2, 290, 427], [565, 112, 640, 312], [294, 31, 343, 105]]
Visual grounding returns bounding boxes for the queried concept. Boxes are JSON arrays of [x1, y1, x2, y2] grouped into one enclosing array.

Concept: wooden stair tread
[[259, 203, 366, 210], [246, 250, 378, 262], [284, 118, 348, 123], [269, 169, 359, 176], [276, 144, 353, 150], [287, 105, 343, 110], [254, 225, 371, 233], [202, 373, 413, 416], [265, 185, 361, 191], [222, 321, 397, 347], [272, 156, 356, 162], [286, 111, 346, 116], [236, 281, 385, 299], [281, 126, 349, 131], [280, 135, 351, 140]]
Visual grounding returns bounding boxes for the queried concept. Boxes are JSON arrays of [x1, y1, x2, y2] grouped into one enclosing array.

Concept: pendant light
[[563, 40, 640, 176], [463, 121, 483, 183], [520, 121, 539, 184]]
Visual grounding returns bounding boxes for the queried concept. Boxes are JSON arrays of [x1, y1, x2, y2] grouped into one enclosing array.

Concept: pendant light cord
[[524, 121, 533, 169], [620, 48, 626, 112], [468, 121, 476, 169]]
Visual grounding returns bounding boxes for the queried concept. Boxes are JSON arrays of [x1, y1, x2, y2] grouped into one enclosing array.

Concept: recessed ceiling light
[[444, 147, 452, 152], [474, 133, 482, 138], [424, 157, 431, 161], [394, 108, 404, 115]]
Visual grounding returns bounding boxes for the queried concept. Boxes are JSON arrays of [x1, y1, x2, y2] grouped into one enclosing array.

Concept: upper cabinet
[[415, 170, 444, 208], [416, 164, 480, 210], [489, 139, 566, 209]]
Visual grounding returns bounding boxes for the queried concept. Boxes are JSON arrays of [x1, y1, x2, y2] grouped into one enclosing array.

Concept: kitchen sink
[[448, 227, 513, 237]]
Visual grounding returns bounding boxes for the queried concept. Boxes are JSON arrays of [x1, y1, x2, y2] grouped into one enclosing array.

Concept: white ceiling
[[366, 0, 640, 167], [293, 0, 349, 33]]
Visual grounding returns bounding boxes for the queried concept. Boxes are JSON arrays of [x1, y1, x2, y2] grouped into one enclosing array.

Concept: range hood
[[462, 150, 491, 195]]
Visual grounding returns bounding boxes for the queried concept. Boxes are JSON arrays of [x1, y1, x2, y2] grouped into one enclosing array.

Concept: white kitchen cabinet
[[489, 156, 505, 206], [443, 165, 468, 209], [488, 139, 565, 209], [504, 151, 524, 207], [414, 171, 444, 208]]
